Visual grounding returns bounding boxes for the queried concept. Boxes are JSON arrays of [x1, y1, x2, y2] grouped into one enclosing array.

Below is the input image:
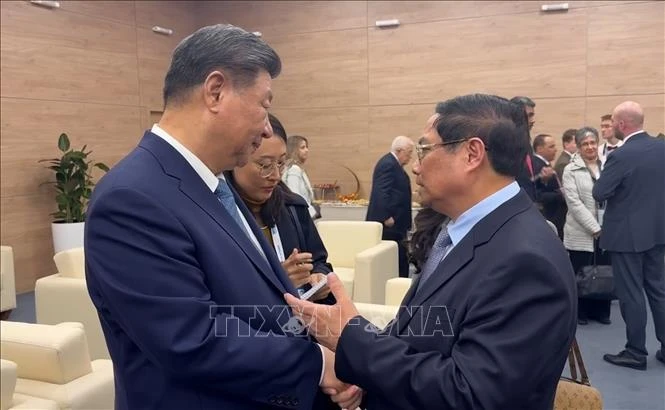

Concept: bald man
[[593, 101, 665, 370], [366, 135, 415, 278]]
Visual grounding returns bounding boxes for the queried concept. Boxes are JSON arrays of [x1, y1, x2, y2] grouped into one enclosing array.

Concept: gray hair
[[574, 126, 599, 146], [391, 136, 414, 153], [163, 24, 281, 107]]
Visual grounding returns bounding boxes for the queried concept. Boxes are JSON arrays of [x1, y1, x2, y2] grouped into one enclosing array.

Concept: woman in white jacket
[[283, 135, 318, 218], [562, 127, 612, 326]]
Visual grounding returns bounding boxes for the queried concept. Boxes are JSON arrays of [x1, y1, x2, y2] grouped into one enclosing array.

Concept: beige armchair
[[315, 221, 399, 304], [35, 248, 109, 360], [1, 359, 58, 410], [384, 277, 412, 306], [0, 321, 113, 409], [354, 278, 413, 330], [1, 246, 17, 319]]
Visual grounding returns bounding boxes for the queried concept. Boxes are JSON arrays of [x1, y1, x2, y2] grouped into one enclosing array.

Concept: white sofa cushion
[[1, 246, 17, 313], [53, 247, 85, 279], [385, 277, 413, 306], [1, 360, 17, 410], [334, 267, 355, 298], [0, 321, 92, 384], [316, 221, 382, 268]]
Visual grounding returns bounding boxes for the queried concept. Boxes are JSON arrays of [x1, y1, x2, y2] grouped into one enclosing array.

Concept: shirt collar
[[622, 130, 644, 144], [447, 181, 520, 246], [151, 124, 221, 192], [534, 153, 550, 165]]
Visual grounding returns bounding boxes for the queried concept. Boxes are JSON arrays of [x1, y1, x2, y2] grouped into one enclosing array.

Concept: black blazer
[[335, 190, 577, 410], [533, 156, 567, 238], [366, 153, 412, 236], [516, 151, 538, 202], [593, 132, 665, 252]]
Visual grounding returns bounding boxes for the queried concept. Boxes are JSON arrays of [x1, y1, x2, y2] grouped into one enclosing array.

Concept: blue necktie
[[215, 179, 248, 233], [417, 225, 452, 292]]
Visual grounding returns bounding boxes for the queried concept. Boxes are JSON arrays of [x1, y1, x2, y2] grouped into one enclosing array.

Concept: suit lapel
[[140, 132, 289, 295], [394, 191, 534, 335]]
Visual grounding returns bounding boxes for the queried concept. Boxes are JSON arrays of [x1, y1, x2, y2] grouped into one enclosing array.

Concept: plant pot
[[51, 222, 85, 254]]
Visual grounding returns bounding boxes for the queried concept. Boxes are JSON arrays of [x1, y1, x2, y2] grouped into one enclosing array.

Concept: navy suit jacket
[[533, 156, 567, 237], [593, 132, 665, 252], [336, 191, 577, 410], [85, 132, 328, 409], [365, 153, 412, 237]]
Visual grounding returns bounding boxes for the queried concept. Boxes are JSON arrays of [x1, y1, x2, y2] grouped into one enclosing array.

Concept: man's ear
[[203, 70, 227, 113], [466, 138, 486, 169]]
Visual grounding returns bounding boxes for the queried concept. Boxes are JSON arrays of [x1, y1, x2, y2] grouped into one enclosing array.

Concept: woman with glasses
[[226, 114, 333, 302]]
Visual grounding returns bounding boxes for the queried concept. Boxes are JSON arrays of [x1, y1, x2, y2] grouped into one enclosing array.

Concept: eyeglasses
[[415, 138, 469, 162], [255, 160, 287, 178]]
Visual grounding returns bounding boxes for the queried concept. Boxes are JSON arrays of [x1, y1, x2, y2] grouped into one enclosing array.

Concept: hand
[[593, 230, 601, 239], [310, 273, 331, 301], [320, 347, 364, 410], [284, 273, 358, 351], [539, 166, 555, 181], [282, 249, 313, 288], [384, 217, 395, 227]]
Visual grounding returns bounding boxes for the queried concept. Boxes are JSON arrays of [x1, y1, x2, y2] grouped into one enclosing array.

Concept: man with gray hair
[[366, 135, 415, 277], [85, 24, 360, 409], [593, 101, 665, 370]]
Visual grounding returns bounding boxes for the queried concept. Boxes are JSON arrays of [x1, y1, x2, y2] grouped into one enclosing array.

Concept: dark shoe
[[603, 351, 647, 370], [596, 317, 612, 325], [578, 318, 588, 326], [656, 350, 665, 365]]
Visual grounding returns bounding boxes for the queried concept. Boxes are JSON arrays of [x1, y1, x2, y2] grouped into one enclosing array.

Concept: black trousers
[[569, 249, 611, 321], [610, 246, 665, 358], [383, 230, 409, 278]]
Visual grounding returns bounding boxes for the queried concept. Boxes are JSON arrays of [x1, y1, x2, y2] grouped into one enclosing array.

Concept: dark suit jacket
[[533, 156, 568, 238], [554, 151, 572, 181], [593, 132, 665, 252], [85, 132, 327, 410], [335, 191, 577, 410], [516, 151, 538, 202], [366, 153, 412, 237]]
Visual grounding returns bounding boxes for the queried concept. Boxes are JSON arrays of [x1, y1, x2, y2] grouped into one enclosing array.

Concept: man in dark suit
[[593, 101, 665, 370], [533, 133, 567, 239], [366, 136, 415, 277], [84, 25, 358, 409], [554, 128, 578, 180], [510, 96, 539, 202], [287, 94, 577, 409]]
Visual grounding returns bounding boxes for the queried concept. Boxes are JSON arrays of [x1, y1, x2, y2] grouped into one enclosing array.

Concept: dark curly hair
[[408, 208, 448, 273]]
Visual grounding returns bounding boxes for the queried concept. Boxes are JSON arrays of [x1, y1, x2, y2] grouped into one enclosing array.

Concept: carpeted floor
[[8, 292, 665, 409]]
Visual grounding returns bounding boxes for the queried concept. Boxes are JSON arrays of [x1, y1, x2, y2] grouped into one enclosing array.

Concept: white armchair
[[0, 321, 114, 409], [1, 359, 58, 410], [1, 246, 17, 319], [316, 221, 398, 304], [35, 248, 109, 360]]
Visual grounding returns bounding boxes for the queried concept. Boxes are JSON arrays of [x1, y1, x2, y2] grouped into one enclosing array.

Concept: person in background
[[562, 127, 611, 326], [283, 135, 318, 218], [532, 133, 567, 238], [227, 114, 333, 303], [511, 96, 538, 202], [594, 101, 665, 370], [554, 128, 578, 180], [598, 114, 623, 165], [366, 135, 415, 278]]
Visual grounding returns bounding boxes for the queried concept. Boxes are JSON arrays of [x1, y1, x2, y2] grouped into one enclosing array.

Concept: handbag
[[576, 241, 614, 299], [554, 338, 603, 410]]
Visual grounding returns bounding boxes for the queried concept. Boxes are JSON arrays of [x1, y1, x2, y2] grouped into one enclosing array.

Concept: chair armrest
[[355, 303, 399, 330], [352, 240, 399, 304], [385, 278, 413, 306], [35, 275, 109, 360], [1, 247, 16, 313]]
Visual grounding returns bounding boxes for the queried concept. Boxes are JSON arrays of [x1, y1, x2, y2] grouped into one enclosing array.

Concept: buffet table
[[318, 202, 422, 225]]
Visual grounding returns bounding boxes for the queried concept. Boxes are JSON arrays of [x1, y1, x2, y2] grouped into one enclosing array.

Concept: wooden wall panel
[[368, 10, 587, 106], [586, 94, 665, 135], [199, 1, 367, 36], [269, 29, 368, 108], [1, 34, 139, 106], [587, 2, 665, 96], [58, 1, 136, 24], [135, 1, 201, 31]]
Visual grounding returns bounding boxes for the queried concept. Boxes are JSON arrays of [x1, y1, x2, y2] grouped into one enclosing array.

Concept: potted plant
[[40, 133, 109, 253]]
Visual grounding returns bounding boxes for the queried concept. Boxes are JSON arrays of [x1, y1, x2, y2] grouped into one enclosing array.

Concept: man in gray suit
[[593, 101, 665, 370]]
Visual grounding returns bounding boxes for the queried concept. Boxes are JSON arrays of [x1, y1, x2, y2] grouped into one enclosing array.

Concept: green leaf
[[95, 163, 110, 172], [58, 133, 70, 152]]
